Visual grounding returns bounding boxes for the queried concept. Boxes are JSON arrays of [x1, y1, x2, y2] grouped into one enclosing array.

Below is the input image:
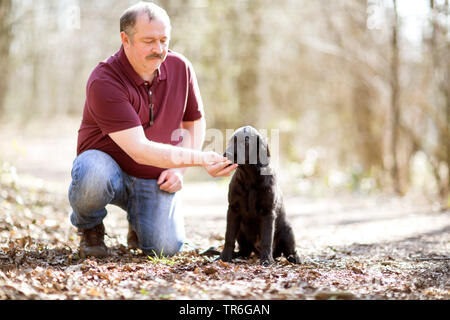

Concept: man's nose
[[151, 40, 164, 54]]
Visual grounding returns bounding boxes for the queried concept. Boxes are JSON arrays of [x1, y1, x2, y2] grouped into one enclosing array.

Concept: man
[[68, 2, 237, 258]]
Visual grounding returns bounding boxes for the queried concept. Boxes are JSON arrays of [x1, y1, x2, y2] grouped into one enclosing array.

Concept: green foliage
[[147, 249, 176, 266]]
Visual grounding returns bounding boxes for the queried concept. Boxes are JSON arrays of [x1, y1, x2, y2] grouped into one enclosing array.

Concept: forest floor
[[0, 116, 449, 300]]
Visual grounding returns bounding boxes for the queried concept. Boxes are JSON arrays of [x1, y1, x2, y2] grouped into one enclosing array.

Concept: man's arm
[[156, 118, 205, 193], [108, 125, 223, 168], [180, 118, 237, 177], [156, 118, 237, 193], [175, 118, 207, 175]]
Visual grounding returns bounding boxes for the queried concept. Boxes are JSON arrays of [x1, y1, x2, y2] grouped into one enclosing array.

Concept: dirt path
[[0, 117, 449, 300]]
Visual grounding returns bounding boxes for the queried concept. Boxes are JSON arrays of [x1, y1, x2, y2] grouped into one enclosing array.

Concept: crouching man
[[68, 2, 237, 258]]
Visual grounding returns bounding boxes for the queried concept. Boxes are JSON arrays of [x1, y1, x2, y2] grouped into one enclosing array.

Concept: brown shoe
[[127, 224, 139, 250], [78, 223, 108, 258]]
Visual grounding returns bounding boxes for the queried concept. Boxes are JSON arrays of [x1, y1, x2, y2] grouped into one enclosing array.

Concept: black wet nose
[[224, 151, 233, 161]]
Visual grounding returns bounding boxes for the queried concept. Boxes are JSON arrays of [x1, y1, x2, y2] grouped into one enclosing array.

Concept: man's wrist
[[190, 150, 210, 167], [172, 167, 187, 176]]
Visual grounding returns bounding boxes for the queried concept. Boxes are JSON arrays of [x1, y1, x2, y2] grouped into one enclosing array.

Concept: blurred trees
[[413, 0, 450, 200], [390, 0, 401, 194], [0, 0, 448, 203], [0, 0, 13, 116]]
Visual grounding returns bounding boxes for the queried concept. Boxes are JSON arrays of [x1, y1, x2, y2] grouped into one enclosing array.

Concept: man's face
[[122, 13, 170, 75]]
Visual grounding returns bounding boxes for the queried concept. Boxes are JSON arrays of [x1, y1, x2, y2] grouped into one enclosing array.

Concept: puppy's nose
[[224, 151, 233, 161]]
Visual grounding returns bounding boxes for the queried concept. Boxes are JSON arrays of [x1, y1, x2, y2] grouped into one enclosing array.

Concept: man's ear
[[120, 31, 132, 47]]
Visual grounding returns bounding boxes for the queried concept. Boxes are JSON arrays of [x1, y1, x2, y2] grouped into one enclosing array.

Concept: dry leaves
[[0, 163, 449, 300]]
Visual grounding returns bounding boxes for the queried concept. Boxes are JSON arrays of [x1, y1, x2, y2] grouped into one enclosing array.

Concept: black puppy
[[220, 126, 301, 266]]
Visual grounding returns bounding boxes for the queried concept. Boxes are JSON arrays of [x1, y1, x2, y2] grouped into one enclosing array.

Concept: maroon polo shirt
[[77, 45, 203, 179]]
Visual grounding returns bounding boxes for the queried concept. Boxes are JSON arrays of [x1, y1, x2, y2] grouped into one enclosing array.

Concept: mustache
[[145, 53, 164, 60]]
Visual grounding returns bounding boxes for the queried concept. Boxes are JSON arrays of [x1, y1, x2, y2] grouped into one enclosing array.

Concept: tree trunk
[[390, 0, 401, 194], [445, 0, 450, 194], [231, 1, 263, 126], [0, 0, 13, 117]]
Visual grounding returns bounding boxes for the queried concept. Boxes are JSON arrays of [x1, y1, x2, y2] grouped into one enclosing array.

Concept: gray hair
[[120, 1, 171, 39]]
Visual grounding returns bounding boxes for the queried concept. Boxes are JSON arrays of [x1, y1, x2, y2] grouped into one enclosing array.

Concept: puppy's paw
[[286, 253, 302, 264], [220, 250, 233, 262], [260, 257, 275, 267]]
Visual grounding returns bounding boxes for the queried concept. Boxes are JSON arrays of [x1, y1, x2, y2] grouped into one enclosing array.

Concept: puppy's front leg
[[220, 206, 241, 262], [259, 214, 275, 266]]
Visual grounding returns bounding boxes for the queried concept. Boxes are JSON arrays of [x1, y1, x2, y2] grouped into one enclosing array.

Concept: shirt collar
[[118, 45, 167, 86]]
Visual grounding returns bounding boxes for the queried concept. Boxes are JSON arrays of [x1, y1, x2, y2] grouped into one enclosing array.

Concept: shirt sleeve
[[87, 79, 142, 135], [182, 62, 204, 122]]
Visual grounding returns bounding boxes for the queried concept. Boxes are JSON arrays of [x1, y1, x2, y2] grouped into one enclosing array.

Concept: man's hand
[[204, 160, 238, 177], [157, 169, 184, 193]]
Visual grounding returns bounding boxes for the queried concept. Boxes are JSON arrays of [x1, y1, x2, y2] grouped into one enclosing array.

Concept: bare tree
[[389, 0, 401, 194], [0, 0, 13, 117], [426, 0, 450, 201]]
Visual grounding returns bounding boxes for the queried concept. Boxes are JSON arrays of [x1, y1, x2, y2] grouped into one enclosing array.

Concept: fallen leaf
[[351, 266, 364, 274], [88, 288, 100, 297], [204, 266, 218, 275], [314, 291, 356, 300]]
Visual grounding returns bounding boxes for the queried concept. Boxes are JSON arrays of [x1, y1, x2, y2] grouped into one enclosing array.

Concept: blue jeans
[[68, 150, 185, 256]]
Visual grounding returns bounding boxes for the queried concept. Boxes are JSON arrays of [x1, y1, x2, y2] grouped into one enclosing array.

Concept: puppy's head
[[224, 126, 270, 166]]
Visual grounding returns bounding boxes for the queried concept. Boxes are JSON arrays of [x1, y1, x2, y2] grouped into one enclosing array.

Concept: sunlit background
[[0, 0, 449, 207]]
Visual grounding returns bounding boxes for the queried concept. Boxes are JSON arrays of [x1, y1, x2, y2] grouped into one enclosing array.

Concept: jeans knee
[[69, 150, 122, 212]]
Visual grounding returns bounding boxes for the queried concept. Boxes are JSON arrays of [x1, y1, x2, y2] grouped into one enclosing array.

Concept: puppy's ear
[[266, 138, 271, 157], [260, 136, 270, 157]]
